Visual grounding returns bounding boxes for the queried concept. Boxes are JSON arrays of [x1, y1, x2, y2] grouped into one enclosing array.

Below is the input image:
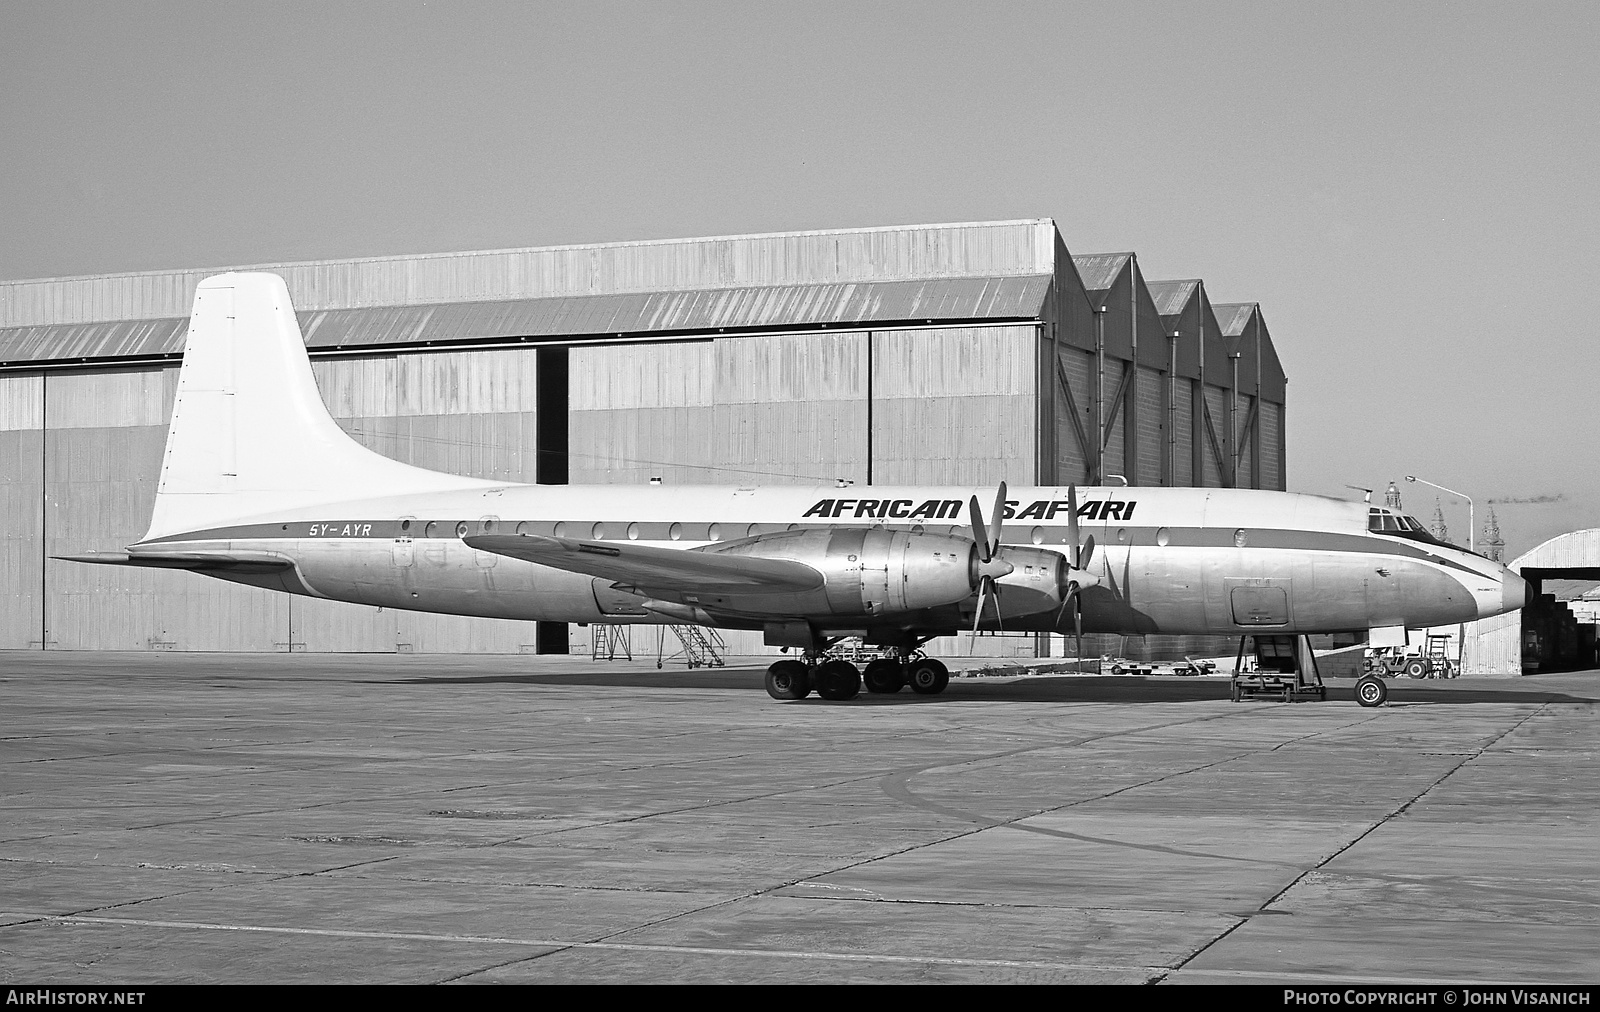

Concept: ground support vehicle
[[1103, 657, 1218, 677], [1362, 637, 1459, 680]]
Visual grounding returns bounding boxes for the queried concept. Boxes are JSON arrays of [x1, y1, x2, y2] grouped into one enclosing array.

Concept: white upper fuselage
[[135, 481, 1523, 637]]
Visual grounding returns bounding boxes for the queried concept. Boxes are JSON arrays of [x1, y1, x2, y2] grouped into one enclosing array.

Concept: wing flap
[[465, 534, 823, 595]]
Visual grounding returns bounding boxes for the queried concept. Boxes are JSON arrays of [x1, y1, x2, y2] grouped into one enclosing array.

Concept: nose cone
[[1501, 572, 1528, 614]]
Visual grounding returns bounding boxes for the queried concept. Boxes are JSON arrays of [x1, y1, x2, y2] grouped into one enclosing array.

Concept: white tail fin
[[144, 272, 493, 540]]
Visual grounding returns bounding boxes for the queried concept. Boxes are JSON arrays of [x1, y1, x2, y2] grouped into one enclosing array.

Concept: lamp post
[[1405, 475, 1474, 554]]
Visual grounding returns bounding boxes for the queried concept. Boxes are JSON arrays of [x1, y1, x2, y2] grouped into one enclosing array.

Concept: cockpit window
[[1368, 508, 1454, 550]]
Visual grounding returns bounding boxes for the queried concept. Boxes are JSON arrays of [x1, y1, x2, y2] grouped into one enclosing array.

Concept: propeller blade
[[968, 495, 989, 562], [1074, 596, 1083, 661], [968, 578, 989, 654], [1074, 616, 1083, 667], [1079, 534, 1095, 574], [1066, 485, 1081, 567], [987, 481, 1007, 557]]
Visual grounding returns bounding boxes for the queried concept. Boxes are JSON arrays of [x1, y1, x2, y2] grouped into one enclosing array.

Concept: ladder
[[655, 625, 727, 669], [591, 623, 632, 661]]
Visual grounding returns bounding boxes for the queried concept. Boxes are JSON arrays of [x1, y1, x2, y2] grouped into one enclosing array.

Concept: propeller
[[1056, 484, 1101, 662], [967, 481, 1014, 653]]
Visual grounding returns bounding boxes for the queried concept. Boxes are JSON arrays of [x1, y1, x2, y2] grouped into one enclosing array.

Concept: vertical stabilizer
[[144, 272, 494, 540]]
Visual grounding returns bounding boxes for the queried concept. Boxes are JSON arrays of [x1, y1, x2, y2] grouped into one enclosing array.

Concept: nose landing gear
[[1355, 675, 1389, 708]]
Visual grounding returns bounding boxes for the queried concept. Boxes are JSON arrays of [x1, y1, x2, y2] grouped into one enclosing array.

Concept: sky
[[2, 0, 1596, 559]]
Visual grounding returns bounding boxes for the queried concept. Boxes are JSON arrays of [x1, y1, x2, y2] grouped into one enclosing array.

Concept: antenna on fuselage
[[1344, 485, 1373, 504]]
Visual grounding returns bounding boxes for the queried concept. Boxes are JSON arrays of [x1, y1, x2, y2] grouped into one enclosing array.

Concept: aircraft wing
[[465, 534, 824, 595]]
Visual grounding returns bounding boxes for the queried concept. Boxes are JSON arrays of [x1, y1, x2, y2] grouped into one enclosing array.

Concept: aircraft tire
[[765, 660, 812, 701], [1355, 675, 1388, 708], [907, 658, 950, 695], [862, 658, 904, 694], [815, 660, 861, 701]]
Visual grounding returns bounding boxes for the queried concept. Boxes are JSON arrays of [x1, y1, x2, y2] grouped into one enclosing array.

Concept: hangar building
[[1462, 529, 1600, 674], [0, 219, 1287, 656]]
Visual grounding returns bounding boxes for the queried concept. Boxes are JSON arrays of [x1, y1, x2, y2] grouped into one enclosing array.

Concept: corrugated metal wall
[[1171, 380, 1193, 486], [1262, 400, 1284, 490], [1135, 366, 1164, 483], [717, 332, 868, 485], [1201, 385, 1228, 487], [0, 375, 43, 648], [1056, 347, 1095, 484], [1102, 371, 1127, 482], [40, 367, 289, 650], [1235, 393, 1257, 490], [871, 326, 1037, 486], [2, 220, 1058, 327], [569, 342, 716, 485]]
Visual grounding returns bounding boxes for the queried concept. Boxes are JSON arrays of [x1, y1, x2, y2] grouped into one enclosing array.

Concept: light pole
[[1405, 475, 1474, 554]]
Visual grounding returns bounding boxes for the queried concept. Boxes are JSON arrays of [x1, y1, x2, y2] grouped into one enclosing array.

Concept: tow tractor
[[1362, 634, 1459, 679]]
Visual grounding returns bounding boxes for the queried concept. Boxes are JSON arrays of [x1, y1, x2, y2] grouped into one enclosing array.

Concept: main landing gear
[[764, 653, 950, 702]]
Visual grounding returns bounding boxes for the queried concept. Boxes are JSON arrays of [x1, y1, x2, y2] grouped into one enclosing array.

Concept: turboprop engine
[[705, 527, 981, 617], [963, 481, 1101, 641], [986, 544, 1077, 621]]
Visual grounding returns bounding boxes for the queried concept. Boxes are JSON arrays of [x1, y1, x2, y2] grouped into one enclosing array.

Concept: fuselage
[[133, 482, 1526, 639]]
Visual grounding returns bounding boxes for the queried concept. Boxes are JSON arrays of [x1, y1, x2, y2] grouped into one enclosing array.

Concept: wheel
[[1111, 664, 1126, 675], [814, 659, 862, 701], [862, 658, 904, 694], [1403, 659, 1429, 679], [1355, 675, 1388, 708], [907, 658, 949, 695], [764, 660, 811, 700]]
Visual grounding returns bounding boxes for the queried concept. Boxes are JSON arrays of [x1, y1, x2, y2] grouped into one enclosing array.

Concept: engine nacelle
[[706, 528, 978, 617], [989, 545, 1071, 620]]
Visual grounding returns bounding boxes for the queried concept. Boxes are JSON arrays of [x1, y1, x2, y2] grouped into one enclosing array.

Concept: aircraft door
[[392, 518, 415, 568], [1226, 579, 1291, 627]]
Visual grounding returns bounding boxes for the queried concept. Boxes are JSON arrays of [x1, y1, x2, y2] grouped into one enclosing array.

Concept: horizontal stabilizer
[[465, 534, 824, 595], [55, 551, 294, 574]]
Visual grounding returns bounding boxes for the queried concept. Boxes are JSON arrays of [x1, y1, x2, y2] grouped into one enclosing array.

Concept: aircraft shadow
[[382, 670, 1595, 705]]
